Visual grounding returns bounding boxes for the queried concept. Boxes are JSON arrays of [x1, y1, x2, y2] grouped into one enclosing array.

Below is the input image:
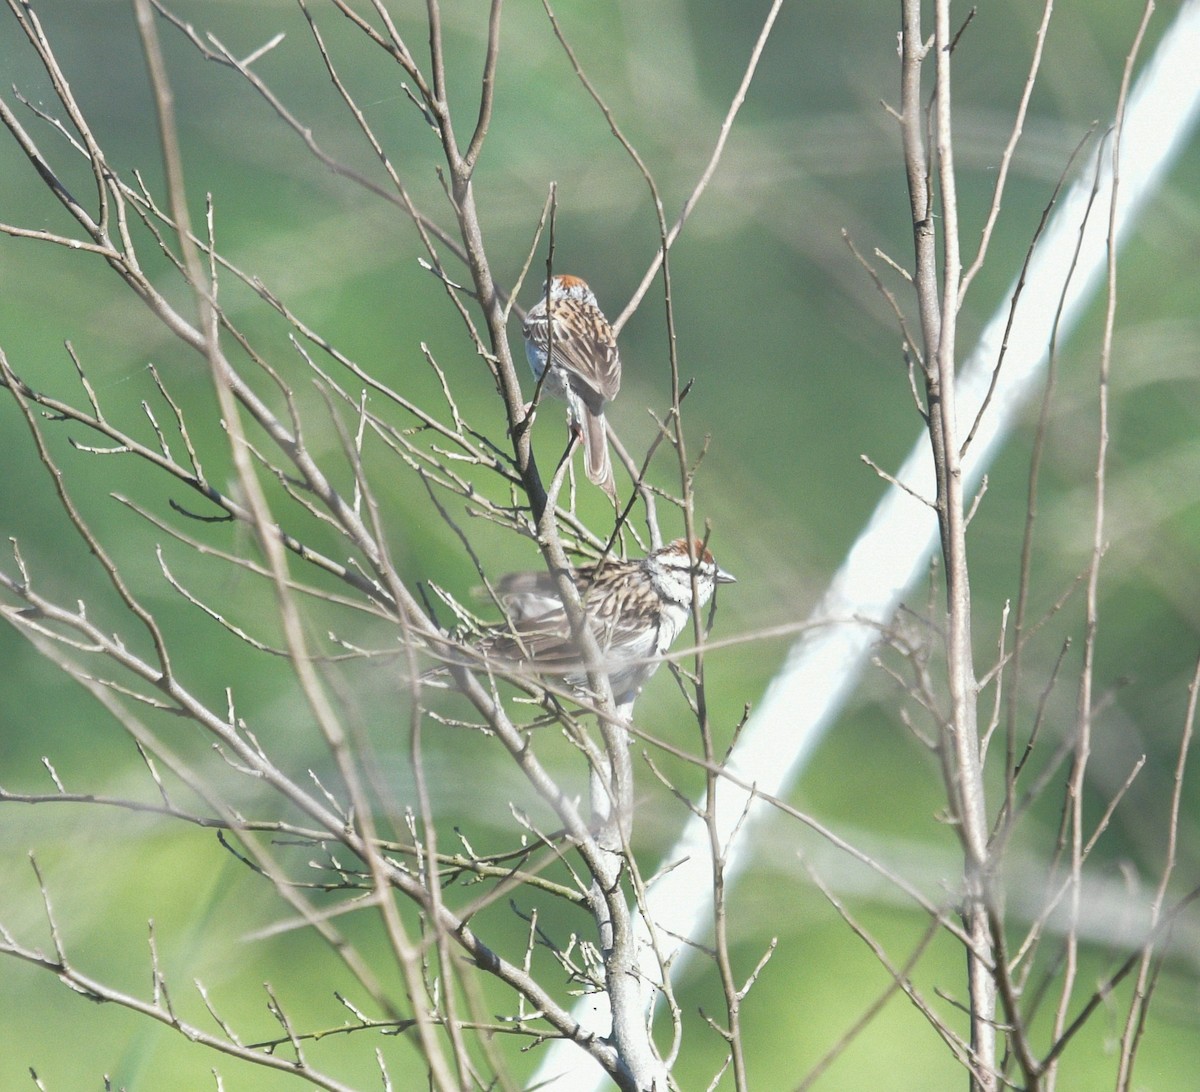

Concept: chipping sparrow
[[522, 274, 621, 501], [481, 538, 735, 704]]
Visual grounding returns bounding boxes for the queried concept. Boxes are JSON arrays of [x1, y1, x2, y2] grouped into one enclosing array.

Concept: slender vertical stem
[[1055, 7, 1154, 1086], [900, 2, 996, 1086]]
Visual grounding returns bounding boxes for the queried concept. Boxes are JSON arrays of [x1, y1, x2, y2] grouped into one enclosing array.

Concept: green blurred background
[[2, 0, 1200, 1087]]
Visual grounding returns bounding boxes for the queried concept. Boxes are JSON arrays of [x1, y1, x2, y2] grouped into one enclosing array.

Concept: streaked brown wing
[[549, 307, 622, 410]]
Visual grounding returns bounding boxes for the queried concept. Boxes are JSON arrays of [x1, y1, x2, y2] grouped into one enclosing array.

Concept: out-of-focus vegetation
[[2, 1, 1199, 1088]]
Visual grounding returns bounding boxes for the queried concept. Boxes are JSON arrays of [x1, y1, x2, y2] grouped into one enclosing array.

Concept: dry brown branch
[[1050, 4, 1155, 1073], [899, 3, 997, 1084]]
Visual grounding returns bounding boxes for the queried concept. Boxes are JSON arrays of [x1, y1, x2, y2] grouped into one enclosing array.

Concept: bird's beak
[[716, 566, 737, 585]]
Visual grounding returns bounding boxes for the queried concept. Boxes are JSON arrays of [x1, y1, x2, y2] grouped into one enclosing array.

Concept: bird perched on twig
[[463, 539, 735, 705], [523, 274, 622, 502]]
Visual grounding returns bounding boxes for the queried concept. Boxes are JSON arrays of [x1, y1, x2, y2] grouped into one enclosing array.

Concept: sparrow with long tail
[[522, 274, 622, 502]]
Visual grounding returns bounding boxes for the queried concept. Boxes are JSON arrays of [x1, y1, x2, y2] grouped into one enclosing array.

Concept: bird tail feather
[[582, 412, 617, 503]]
